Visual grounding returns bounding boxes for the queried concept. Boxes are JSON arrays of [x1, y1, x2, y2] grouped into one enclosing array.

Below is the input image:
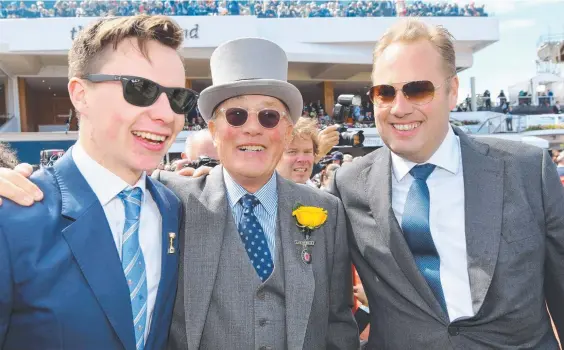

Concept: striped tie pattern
[[401, 164, 448, 315], [118, 188, 147, 350]]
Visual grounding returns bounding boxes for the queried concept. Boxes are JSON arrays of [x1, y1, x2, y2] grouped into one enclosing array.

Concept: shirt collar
[[223, 167, 278, 216], [391, 126, 461, 182], [72, 142, 147, 206]]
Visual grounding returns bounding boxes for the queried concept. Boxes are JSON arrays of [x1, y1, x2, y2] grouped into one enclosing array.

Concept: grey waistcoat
[[200, 215, 286, 350]]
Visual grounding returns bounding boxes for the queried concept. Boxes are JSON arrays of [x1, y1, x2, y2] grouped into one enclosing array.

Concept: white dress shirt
[[390, 127, 474, 322], [72, 143, 162, 341]]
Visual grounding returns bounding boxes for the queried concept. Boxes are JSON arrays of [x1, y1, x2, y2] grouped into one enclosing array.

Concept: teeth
[[294, 168, 307, 172], [239, 145, 265, 152], [393, 122, 421, 131], [132, 131, 167, 142]]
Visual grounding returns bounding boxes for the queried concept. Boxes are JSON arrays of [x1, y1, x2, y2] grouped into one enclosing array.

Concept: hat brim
[[197, 79, 303, 124]]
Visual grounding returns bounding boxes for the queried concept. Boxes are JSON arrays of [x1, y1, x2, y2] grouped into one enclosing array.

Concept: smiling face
[[208, 95, 293, 192], [69, 38, 186, 184], [372, 39, 458, 163], [276, 135, 315, 184]]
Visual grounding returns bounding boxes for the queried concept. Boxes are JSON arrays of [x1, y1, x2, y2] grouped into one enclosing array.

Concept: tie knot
[[118, 187, 143, 204], [240, 194, 260, 209], [409, 164, 436, 181]]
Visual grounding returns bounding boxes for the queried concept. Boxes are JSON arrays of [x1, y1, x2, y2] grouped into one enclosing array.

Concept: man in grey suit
[[0, 38, 359, 349], [330, 18, 564, 348], [157, 37, 358, 350]]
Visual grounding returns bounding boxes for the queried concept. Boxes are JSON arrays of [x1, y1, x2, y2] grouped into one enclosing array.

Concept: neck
[[77, 137, 143, 186], [228, 170, 273, 194]]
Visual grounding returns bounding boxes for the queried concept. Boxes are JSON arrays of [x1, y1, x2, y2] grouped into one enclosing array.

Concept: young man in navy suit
[[0, 15, 198, 350]]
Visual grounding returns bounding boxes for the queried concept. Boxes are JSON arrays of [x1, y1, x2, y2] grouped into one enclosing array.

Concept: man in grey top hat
[[159, 37, 358, 350]]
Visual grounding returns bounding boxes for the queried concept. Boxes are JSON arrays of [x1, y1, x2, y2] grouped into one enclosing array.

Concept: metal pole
[[470, 77, 477, 112]]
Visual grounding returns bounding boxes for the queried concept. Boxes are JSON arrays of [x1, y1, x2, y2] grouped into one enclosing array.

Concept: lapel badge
[[168, 232, 176, 254]]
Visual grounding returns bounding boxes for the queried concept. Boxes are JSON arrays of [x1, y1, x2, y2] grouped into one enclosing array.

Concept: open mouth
[[392, 122, 421, 131], [132, 131, 168, 144], [293, 167, 309, 173], [238, 145, 266, 152]]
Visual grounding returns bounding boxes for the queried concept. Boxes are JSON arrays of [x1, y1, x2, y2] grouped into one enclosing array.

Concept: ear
[[283, 120, 294, 147], [68, 77, 88, 117], [448, 75, 459, 111], [208, 120, 218, 147]]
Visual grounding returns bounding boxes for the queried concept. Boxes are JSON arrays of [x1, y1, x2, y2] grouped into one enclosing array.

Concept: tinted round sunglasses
[[367, 76, 453, 107], [217, 107, 286, 129], [83, 74, 199, 114]]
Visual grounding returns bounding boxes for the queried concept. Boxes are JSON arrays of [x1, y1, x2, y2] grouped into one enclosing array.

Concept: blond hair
[[68, 14, 184, 79], [372, 18, 456, 84], [290, 117, 320, 155]]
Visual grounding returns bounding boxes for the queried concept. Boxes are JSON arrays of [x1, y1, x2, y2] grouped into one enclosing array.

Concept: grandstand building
[[0, 4, 499, 163]]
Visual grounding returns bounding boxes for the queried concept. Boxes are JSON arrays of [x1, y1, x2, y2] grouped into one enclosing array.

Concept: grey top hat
[[197, 37, 303, 124]]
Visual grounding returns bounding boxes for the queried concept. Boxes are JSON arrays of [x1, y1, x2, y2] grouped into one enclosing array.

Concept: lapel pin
[[168, 232, 176, 254]]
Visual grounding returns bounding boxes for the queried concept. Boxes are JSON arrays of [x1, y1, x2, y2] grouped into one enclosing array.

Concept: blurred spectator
[[0, 142, 18, 169], [276, 117, 319, 186], [1, 1, 486, 19]]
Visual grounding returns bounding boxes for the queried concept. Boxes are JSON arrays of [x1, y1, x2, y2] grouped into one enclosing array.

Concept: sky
[[456, 0, 564, 103]]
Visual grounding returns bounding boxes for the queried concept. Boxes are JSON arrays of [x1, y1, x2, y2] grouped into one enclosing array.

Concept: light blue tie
[[401, 164, 448, 315], [118, 187, 147, 350]]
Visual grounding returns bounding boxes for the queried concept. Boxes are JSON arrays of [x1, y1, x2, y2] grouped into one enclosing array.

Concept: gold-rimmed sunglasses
[[367, 75, 454, 108]]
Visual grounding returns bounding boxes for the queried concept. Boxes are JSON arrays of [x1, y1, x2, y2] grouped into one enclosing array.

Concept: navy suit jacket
[[0, 150, 181, 350]]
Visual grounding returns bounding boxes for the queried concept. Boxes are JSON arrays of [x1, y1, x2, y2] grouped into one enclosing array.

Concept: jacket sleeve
[[326, 197, 360, 350], [541, 149, 564, 341], [0, 226, 14, 345]]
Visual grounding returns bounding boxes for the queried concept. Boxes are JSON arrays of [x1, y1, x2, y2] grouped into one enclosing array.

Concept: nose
[[148, 93, 176, 124], [389, 89, 414, 118], [241, 112, 263, 136], [296, 154, 312, 164]]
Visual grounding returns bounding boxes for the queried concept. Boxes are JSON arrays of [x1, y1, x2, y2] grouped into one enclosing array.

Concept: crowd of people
[[0, 0, 487, 19], [401, 1, 486, 17]]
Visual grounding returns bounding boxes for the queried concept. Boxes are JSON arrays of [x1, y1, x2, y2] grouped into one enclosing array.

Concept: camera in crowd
[[40, 149, 65, 168], [331, 94, 365, 147], [184, 155, 220, 169]]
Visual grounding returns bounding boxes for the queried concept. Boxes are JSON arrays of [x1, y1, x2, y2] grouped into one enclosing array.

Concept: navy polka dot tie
[[238, 194, 274, 282], [401, 164, 448, 315]]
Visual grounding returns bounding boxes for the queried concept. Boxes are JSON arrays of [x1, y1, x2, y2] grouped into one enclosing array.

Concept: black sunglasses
[[217, 107, 285, 129], [83, 74, 199, 114], [367, 76, 453, 107]]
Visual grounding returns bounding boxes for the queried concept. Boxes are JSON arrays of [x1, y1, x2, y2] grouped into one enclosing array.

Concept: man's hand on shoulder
[[0, 163, 42, 206]]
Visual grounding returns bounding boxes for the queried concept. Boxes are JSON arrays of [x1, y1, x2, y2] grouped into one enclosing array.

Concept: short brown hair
[[372, 18, 456, 83], [0, 142, 18, 169], [68, 14, 184, 79], [290, 117, 320, 155]]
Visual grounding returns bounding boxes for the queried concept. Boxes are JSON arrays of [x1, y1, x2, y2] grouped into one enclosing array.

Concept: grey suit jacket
[[332, 127, 564, 349], [153, 166, 359, 350]]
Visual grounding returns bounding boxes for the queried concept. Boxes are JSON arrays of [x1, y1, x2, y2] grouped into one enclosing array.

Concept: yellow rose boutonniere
[[292, 205, 328, 231], [292, 203, 328, 264]]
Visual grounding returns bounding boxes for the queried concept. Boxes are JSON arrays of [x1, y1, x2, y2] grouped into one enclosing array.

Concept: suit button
[[448, 326, 460, 336], [257, 291, 265, 300], [259, 319, 267, 327]]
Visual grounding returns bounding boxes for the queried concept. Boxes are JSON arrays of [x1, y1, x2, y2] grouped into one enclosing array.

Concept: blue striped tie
[[238, 194, 274, 282], [401, 164, 448, 315], [118, 188, 147, 350]]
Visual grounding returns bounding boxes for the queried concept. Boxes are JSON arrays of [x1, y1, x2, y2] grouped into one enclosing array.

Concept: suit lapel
[[456, 130, 504, 316], [278, 177, 315, 350], [144, 177, 179, 349], [183, 166, 228, 350], [365, 147, 447, 323], [54, 150, 136, 350]]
